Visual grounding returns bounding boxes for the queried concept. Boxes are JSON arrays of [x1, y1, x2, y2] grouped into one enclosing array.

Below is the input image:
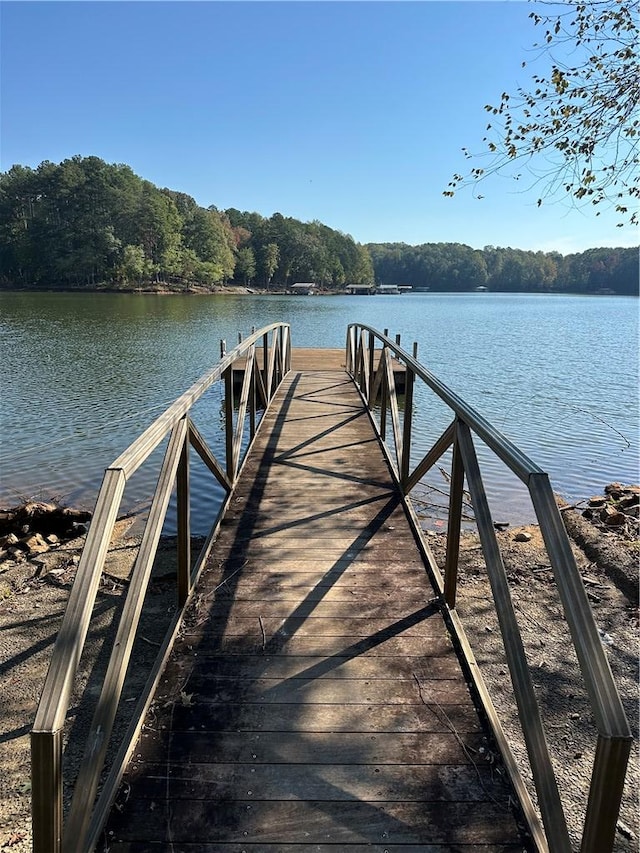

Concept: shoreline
[[1, 285, 638, 297]]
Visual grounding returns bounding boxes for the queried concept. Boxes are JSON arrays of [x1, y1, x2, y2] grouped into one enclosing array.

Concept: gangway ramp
[[30, 325, 630, 853], [102, 365, 526, 850]]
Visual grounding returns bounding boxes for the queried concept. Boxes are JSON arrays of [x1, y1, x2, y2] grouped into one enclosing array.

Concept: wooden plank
[[142, 730, 484, 764], [123, 762, 501, 801], [199, 601, 443, 620], [105, 800, 520, 845], [210, 586, 434, 605], [106, 844, 525, 853], [206, 570, 429, 592], [207, 556, 425, 573], [155, 653, 460, 680], [192, 615, 453, 639], [175, 634, 455, 659], [148, 676, 471, 706], [145, 700, 483, 735]]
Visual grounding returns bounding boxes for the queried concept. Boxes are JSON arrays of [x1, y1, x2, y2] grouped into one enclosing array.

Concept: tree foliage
[[445, 1, 639, 224], [368, 241, 638, 295], [0, 156, 374, 291], [223, 209, 374, 288]]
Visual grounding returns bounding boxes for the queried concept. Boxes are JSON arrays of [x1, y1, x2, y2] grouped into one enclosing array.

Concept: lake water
[[1, 291, 638, 534]]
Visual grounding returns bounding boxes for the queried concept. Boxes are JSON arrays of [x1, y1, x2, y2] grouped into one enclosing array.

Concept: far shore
[[1, 284, 637, 297]]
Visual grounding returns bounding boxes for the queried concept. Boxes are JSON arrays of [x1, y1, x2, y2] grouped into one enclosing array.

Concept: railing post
[[276, 325, 284, 384], [367, 331, 375, 406], [249, 358, 257, 439], [400, 361, 415, 491], [224, 365, 234, 480], [380, 347, 388, 441], [220, 339, 226, 358], [345, 325, 354, 374], [354, 330, 363, 389], [31, 728, 63, 853], [444, 420, 465, 608], [177, 419, 191, 606], [262, 332, 269, 398], [580, 734, 632, 853]]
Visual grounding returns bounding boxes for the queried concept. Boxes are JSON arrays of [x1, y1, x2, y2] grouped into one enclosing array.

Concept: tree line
[[367, 242, 638, 295], [0, 156, 636, 294], [0, 156, 373, 290]]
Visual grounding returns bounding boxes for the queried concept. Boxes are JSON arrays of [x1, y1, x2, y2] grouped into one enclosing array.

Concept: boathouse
[[290, 282, 317, 295]]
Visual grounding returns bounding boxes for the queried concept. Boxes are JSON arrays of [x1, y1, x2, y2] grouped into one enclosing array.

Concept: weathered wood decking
[[103, 360, 528, 851]]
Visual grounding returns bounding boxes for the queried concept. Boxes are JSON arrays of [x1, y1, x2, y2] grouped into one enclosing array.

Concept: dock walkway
[[103, 359, 527, 850]]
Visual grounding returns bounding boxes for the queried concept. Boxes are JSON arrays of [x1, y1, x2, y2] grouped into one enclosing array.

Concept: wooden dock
[[102, 359, 527, 850]]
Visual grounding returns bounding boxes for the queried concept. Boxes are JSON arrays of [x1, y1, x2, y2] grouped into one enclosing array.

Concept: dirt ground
[[426, 515, 638, 852], [0, 499, 637, 852]]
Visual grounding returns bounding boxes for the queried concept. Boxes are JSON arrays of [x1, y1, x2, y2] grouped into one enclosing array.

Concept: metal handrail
[[31, 323, 291, 853], [346, 322, 632, 853]]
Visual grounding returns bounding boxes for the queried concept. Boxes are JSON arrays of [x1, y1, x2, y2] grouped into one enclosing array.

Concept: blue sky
[[1, 1, 637, 253]]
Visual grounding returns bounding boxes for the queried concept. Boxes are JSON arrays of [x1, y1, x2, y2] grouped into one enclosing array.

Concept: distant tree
[[260, 242, 280, 288], [445, 1, 639, 224], [236, 247, 257, 285], [119, 244, 155, 284]]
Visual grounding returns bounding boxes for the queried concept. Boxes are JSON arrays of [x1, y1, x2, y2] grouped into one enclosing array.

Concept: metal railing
[[346, 323, 631, 853], [31, 323, 291, 853]]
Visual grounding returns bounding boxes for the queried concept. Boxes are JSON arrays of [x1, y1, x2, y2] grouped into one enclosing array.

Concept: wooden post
[[367, 331, 375, 406], [220, 339, 226, 358], [224, 366, 234, 480], [31, 729, 63, 853], [444, 423, 464, 609], [262, 332, 269, 397], [580, 734, 632, 853], [400, 363, 415, 490], [177, 421, 191, 606], [249, 358, 257, 440], [345, 326, 353, 373], [354, 331, 363, 389], [380, 348, 388, 441], [285, 324, 291, 373]]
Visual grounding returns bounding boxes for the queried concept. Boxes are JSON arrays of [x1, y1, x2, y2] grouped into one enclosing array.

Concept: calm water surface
[[1, 291, 637, 533]]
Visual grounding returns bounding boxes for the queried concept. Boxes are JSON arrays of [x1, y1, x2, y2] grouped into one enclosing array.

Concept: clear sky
[[1, 0, 637, 254]]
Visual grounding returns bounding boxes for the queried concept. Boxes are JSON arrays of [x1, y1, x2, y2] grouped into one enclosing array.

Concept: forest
[[0, 156, 637, 295], [368, 242, 638, 296]]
